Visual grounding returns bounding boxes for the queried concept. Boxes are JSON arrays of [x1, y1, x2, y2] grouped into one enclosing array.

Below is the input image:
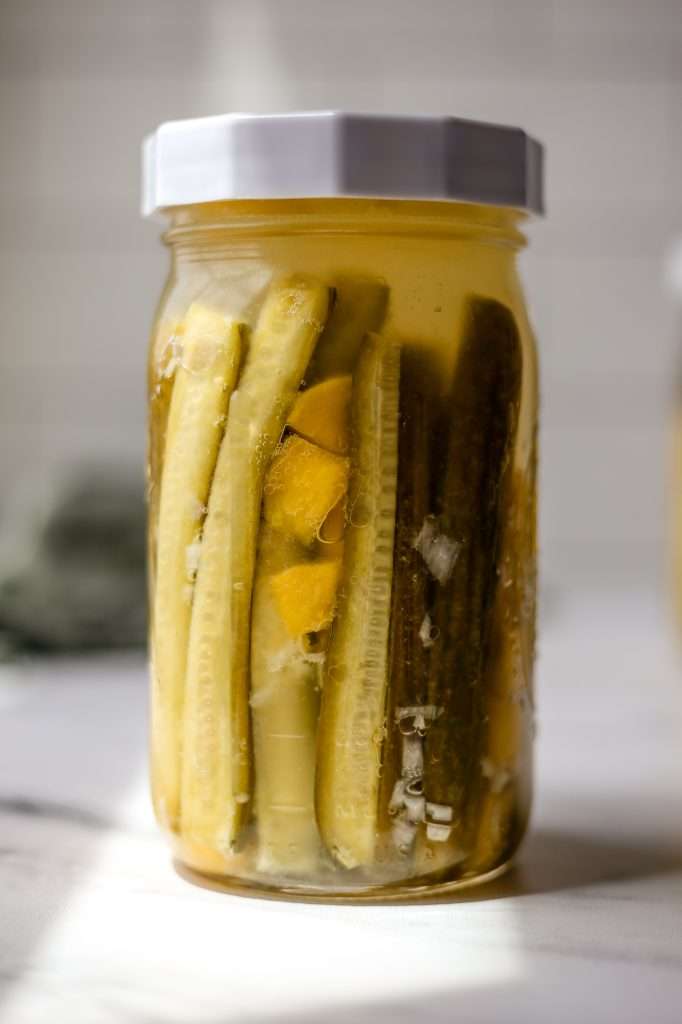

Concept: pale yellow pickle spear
[[181, 276, 331, 857], [151, 305, 242, 829], [250, 375, 351, 875], [315, 334, 400, 869], [250, 528, 322, 875]]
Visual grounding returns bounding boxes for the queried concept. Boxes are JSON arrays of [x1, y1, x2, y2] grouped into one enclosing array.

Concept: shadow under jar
[[142, 112, 544, 901]]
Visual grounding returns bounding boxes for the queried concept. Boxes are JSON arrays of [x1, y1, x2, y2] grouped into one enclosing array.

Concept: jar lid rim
[[142, 111, 544, 218]]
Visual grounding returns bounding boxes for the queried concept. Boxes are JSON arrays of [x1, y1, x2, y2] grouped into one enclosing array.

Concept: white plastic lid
[[142, 111, 544, 217]]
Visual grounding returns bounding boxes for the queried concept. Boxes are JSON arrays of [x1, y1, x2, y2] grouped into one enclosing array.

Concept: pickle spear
[[316, 334, 400, 869], [147, 318, 184, 594], [181, 276, 331, 855], [308, 276, 387, 381], [150, 305, 242, 830], [470, 465, 536, 873], [417, 298, 522, 875], [251, 373, 351, 874], [250, 528, 322, 875], [378, 361, 434, 865]]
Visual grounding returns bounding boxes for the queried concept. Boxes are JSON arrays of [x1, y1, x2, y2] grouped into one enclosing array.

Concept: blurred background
[[1, 0, 681, 652]]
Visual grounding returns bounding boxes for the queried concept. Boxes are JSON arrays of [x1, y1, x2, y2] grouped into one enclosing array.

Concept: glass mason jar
[[143, 113, 544, 900]]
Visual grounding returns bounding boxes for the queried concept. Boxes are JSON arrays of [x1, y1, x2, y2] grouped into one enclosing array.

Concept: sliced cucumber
[[470, 465, 536, 874], [315, 333, 400, 869], [250, 527, 321, 875], [377, 361, 434, 865], [150, 305, 242, 829], [147, 318, 184, 594], [417, 297, 522, 876], [181, 276, 331, 855]]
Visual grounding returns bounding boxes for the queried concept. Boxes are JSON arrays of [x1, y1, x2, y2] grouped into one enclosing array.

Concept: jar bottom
[[173, 856, 514, 905]]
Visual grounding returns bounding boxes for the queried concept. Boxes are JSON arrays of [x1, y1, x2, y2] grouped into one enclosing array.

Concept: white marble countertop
[[1, 588, 682, 1023]]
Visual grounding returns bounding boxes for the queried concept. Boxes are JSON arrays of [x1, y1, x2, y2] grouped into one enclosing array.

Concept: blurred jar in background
[[668, 241, 682, 630], [142, 112, 544, 900]]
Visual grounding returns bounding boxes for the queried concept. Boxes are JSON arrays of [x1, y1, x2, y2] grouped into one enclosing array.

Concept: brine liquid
[[148, 199, 538, 898]]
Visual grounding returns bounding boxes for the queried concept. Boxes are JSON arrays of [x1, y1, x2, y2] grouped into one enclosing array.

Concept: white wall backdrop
[[1, 0, 681, 592]]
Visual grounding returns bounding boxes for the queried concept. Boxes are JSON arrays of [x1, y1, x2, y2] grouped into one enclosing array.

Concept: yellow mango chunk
[[263, 435, 350, 546], [270, 560, 343, 636], [287, 376, 352, 454]]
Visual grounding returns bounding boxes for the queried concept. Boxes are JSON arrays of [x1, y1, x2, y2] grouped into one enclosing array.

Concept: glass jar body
[[147, 198, 539, 900]]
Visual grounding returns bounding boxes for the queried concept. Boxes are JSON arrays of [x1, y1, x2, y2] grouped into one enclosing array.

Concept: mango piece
[[270, 560, 343, 636], [263, 435, 350, 546], [287, 376, 352, 454]]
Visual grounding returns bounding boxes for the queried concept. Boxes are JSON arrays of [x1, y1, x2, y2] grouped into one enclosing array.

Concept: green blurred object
[[0, 466, 146, 655]]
